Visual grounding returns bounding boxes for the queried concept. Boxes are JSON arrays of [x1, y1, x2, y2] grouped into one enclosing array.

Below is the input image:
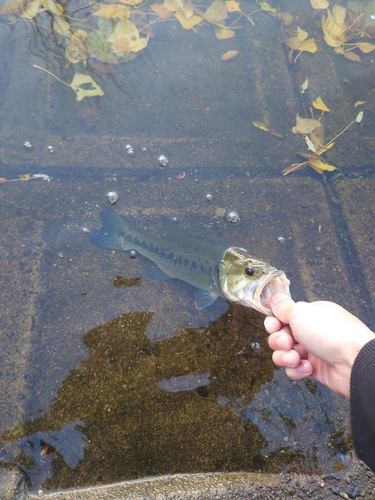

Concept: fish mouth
[[251, 269, 291, 315]]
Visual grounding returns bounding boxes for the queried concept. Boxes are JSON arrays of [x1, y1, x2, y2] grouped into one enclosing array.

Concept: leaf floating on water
[[354, 100, 366, 107], [221, 50, 238, 60], [310, 0, 329, 9], [292, 114, 321, 134], [225, 0, 240, 12], [66, 30, 89, 64], [33, 65, 104, 101], [175, 10, 202, 29], [214, 25, 235, 39], [312, 96, 330, 112], [92, 4, 130, 20], [296, 27, 308, 41], [257, 2, 277, 13], [70, 73, 104, 101], [21, 0, 42, 19], [204, 0, 228, 22], [150, 3, 172, 18]]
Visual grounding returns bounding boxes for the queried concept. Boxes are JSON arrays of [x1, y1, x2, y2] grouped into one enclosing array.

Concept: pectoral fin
[[195, 289, 219, 310]]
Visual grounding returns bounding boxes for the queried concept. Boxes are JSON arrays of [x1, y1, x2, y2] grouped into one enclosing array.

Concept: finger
[[285, 360, 314, 380], [264, 315, 282, 334], [272, 349, 301, 368], [270, 293, 296, 324], [268, 330, 294, 351]]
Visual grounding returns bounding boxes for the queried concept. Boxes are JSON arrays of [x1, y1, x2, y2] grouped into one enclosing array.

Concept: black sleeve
[[350, 338, 375, 472]]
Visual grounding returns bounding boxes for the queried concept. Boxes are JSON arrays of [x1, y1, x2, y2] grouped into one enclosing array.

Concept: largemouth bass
[[90, 208, 291, 315]]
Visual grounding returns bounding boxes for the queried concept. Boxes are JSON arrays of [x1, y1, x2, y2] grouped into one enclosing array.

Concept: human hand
[[264, 293, 375, 398]]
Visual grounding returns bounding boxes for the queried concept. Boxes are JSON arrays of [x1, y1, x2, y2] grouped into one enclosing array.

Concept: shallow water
[[0, 0, 374, 495]]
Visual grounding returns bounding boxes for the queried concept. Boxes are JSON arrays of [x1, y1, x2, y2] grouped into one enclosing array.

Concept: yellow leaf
[[214, 25, 235, 39], [164, 0, 179, 12], [204, 0, 227, 22], [354, 101, 366, 107], [308, 157, 337, 173], [21, 0, 42, 19], [310, 0, 329, 9], [70, 74, 104, 101], [258, 2, 276, 13], [252, 121, 269, 132], [355, 42, 375, 53], [41, 0, 63, 15], [300, 38, 317, 53], [150, 3, 172, 18], [92, 4, 130, 20], [175, 10, 202, 29], [53, 15, 70, 36], [317, 142, 335, 154], [111, 34, 149, 55], [116, 0, 143, 5], [225, 0, 240, 12], [312, 96, 330, 112], [321, 6, 348, 46], [0, 0, 23, 16], [65, 30, 88, 63], [296, 27, 308, 41], [107, 19, 139, 43]]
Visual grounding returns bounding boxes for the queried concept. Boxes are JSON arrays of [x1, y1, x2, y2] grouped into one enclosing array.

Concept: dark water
[[0, 0, 375, 495]]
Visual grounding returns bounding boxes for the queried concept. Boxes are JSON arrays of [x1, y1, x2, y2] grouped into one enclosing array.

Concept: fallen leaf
[[276, 11, 293, 25], [257, 2, 276, 13], [66, 30, 88, 64], [204, 0, 228, 22], [164, 0, 180, 12], [356, 111, 363, 122], [53, 15, 70, 37], [354, 100, 366, 107], [309, 122, 325, 150], [317, 142, 334, 154], [150, 3, 172, 18], [292, 114, 321, 134], [298, 152, 338, 173], [322, 6, 348, 47], [225, 0, 240, 12], [252, 121, 283, 137], [343, 51, 361, 62], [312, 96, 330, 112], [21, 0, 42, 19], [175, 10, 202, 29], [70, 74, 104, 101], [0, 178, 8, 183], [42, 0, 63, 15], [310, 0, 329, 9], [296, 27, 308, 41], [0, 0, 23, 16], [221, 50, 238, 60], [214, 25, 235, 39], [92, 4, 130, 20], [285, 36, 317, 53], [355, 42, 375, 53]]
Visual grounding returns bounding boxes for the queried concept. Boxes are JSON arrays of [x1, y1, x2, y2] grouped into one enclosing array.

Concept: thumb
[[270, 293, 296, 323]]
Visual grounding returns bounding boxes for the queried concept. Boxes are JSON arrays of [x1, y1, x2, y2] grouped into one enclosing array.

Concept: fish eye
[[245, 267, 254, 277]]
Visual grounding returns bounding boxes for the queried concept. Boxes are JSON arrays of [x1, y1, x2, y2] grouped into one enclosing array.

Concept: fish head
[[217, 247, 291, 315]]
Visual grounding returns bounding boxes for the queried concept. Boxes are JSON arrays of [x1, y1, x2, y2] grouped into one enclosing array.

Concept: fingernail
[[281, 352, 293, 364], [297, 361, 312, 374]]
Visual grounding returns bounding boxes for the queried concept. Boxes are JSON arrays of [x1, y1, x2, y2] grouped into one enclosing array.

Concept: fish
[[89, 208, 291, 315]]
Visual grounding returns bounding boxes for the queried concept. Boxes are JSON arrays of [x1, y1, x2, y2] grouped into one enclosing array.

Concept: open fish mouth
[[252, 270, 291, 315]]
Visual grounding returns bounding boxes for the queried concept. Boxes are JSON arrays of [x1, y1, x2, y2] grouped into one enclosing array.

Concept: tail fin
[[89, 208, 133, 252]]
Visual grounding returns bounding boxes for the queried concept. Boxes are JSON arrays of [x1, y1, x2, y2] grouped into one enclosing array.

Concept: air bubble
[[250, 342, 261, 352], [227, 211, 240, 224], [47, 145, 54, 153], [158, 155, 169, 167], [277, 236, 285, 244], [130, 250, 136, 258], [206, 194, 212, 201], [106, 191, 118, 205], [82, 227, 90, 235], [23, 141, 33, 150]]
